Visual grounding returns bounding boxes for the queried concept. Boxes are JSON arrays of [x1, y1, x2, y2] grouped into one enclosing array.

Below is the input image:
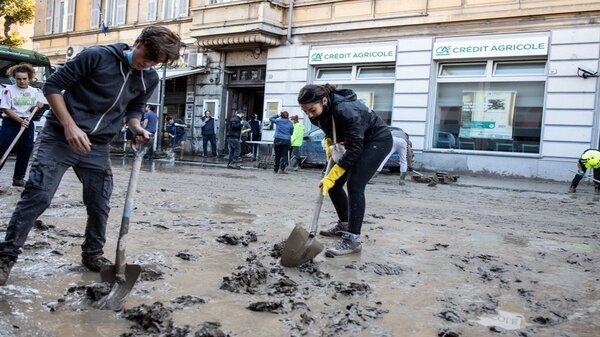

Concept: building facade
[[31, 0, 600, 180]]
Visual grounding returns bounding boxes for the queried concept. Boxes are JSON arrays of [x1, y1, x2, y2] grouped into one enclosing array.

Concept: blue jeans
[[0, 118, 35, 180], [0, 127, 113, 259]]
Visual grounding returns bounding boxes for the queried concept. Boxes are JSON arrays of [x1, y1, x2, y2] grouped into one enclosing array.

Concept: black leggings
[[328, 134, 392, 235]]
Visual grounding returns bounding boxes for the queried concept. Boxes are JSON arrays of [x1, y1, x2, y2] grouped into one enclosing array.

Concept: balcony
[[190, 0, 288, 50]]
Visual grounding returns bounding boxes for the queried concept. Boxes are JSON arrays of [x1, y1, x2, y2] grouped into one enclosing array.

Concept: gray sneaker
[[0, 255, 17, 286], [319, 220, 348, 237], [325, 232, 362, 257], [81, 253, 112, 272]]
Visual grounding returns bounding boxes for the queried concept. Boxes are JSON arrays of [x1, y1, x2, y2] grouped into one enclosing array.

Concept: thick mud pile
[[0, 160, 598, 336]]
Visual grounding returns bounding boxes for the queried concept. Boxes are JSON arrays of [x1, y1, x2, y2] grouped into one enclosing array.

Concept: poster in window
[[355, 91, 375, 110], [459, 91, 516, 139]]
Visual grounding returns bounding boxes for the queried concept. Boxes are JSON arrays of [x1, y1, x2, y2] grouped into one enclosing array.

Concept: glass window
[[434, 81, 544, 153], [357, 66, 395, 79], [338, 84, 394, 124], [316, 68, 352, 80], [494, 62, 546, 76], [439, 63, 486, 77]]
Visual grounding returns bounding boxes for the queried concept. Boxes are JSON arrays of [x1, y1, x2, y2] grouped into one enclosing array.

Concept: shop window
[[357, 66, 395, 79], [494, 61, 546, 76], [313, 64, 394, 125], [434, 81, 544, 153], [439, 63, 486, 77], [338, 84, 393, 124], [316, 68, 352, 80]]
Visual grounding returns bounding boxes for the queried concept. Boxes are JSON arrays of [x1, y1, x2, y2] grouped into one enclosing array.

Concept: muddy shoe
[[319, 220, 348, 237], [325, 232, 361, 257], [568, 186, 576, 193], [81, 253, 112, 272], [227, 163, 241, 170], [0, 255, 17, 285], [12, 179, 26, 187]]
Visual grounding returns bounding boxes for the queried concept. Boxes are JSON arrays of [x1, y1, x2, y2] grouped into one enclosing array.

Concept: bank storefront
[[308, 43, 397, 124], [266, 27, 599, 180], [431, 34, 548, 154]]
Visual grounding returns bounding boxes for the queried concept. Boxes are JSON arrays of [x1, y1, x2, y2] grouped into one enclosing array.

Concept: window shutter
[[91, 0, 100, 28], [178, 0, 188, 17], [53, 0, 61, 33], [146, 0, 157, 21], [116, 0, 126, 25], [45, 0, 54, 34], [162, 0, 172, 19], [66, 0, 75, 32]]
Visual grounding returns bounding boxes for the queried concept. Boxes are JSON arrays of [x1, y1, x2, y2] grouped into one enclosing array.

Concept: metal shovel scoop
[[94, 140, 149, 310], [281, 159, 333, 267]]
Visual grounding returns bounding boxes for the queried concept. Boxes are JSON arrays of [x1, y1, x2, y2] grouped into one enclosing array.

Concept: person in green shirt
[[290, 115, 305, 171]]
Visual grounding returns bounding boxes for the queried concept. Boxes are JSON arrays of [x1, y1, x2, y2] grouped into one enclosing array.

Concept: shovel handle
[[308, 159, 335, 236], [114, 139, 151, 279], [569, 169, 600, 184], [0, 107, 38, 166]]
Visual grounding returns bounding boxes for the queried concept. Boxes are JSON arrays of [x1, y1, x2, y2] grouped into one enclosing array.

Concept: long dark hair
[[297, 83, 337, 104]]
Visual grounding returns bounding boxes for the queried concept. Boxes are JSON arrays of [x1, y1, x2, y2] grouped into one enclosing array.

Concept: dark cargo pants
[[0, 128, 113, 259]]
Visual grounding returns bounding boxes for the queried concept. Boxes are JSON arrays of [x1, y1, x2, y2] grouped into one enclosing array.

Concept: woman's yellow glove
[[323, 137, 333, 161], [319, 164, 346, 196]]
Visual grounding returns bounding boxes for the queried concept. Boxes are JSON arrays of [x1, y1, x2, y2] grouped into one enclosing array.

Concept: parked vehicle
[[299, 126, 406, 170]]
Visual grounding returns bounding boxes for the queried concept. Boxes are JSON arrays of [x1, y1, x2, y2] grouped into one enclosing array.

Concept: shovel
[[281, 159, 334, 267], [0, 107, 39, 167], [94, 139, 150, 311], [569, 169, 600, 184]]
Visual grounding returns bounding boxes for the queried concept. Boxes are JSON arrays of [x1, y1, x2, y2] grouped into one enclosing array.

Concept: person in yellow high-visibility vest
[[569, 149, 600, 194]]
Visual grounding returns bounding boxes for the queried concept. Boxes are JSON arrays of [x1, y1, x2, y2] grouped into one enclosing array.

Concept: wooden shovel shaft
[[309, 159, 335, 237], [0, 107, 39, 166], [114, 141, 149, 280]]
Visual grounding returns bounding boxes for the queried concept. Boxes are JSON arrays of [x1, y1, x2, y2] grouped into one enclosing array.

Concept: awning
[[157, 67, 207, 80], [147, 68, 206, 105]]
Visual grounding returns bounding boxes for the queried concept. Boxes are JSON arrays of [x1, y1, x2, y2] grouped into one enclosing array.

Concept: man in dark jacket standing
[[200, 110, 217, 158], [226, 110, 244, 169], [0, 26, 182, 285]]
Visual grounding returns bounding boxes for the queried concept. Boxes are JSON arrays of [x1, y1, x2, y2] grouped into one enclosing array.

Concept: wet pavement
[[0, 155, 598, 337]]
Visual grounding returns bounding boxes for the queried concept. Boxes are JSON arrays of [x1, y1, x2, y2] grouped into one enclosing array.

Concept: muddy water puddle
[[1, 160, 599, 336]]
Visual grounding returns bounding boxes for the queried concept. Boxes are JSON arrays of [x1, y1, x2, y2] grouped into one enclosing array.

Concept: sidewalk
[[110, 152, 588, 195]]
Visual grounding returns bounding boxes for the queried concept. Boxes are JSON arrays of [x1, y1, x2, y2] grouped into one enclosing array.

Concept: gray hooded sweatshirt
[[43, 43, 158, 144]]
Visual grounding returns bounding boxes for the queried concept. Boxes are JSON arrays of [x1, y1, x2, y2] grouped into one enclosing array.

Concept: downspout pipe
[[287, 0, 294, 44]]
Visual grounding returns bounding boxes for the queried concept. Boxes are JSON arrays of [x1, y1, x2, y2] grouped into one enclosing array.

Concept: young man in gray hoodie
[[0, 26, 182, 285]]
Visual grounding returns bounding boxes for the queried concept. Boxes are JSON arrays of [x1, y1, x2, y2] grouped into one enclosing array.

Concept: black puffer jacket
[[309, 89, 391, 170]]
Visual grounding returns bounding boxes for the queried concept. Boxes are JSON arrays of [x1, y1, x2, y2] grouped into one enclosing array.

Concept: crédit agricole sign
[[309, 45, 397, 65], [433, 36, 548, 59]]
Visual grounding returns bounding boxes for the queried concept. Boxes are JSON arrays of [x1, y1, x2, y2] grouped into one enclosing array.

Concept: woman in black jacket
[[298, 83, 392, 256]]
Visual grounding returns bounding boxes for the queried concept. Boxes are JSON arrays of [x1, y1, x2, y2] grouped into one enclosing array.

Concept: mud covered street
[[0, 158, 598, 337]]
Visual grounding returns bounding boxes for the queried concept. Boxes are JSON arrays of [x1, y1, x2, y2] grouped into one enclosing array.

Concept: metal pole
[[158, 63, 167, 151]]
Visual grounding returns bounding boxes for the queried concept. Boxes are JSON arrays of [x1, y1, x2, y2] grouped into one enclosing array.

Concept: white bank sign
[[309, 45, 397, 65], [433, 35, 549, 59]]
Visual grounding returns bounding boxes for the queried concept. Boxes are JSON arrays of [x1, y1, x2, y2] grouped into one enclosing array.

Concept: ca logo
[[310, 52, 322, 62], [436, 46, 450, 56]]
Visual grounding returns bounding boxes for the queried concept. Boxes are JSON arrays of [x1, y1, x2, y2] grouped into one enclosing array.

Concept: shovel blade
[[281, 225, 324, 267], [95, 264, 142, 311]]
